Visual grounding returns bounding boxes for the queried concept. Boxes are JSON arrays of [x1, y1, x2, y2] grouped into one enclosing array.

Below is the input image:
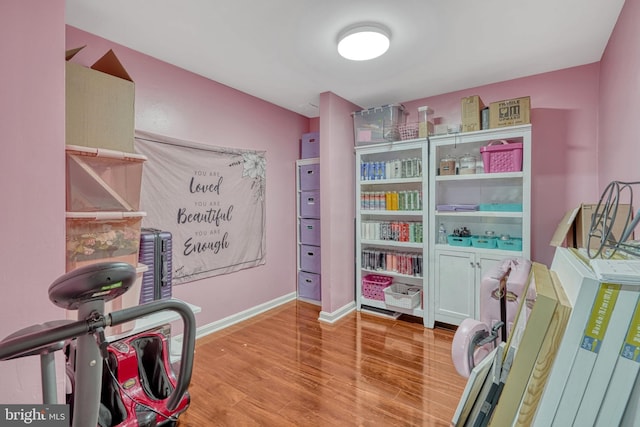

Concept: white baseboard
[[318, 301, 356, 324], [170, 292, 297, 360]]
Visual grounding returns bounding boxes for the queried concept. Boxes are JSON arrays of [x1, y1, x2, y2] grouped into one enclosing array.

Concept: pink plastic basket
[[480, 140, 523, 173], [398, 123, 419, 141], [362, 274, 393, 300]]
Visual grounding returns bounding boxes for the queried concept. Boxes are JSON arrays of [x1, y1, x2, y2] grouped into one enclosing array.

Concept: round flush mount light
[[337, 23, 391, 61]]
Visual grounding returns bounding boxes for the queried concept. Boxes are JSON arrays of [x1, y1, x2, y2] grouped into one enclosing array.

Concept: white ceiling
[[65, 0, 625, 118]]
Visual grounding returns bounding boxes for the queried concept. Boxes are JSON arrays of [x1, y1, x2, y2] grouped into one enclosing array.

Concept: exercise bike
[[0, 262, 196, 427]]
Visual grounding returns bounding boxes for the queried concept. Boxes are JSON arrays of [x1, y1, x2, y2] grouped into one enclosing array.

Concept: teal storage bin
[[447, 235, 471, 247], [497, 237, 523, 251], [478, 203, 523, 212], [471, 235, 497, 249]]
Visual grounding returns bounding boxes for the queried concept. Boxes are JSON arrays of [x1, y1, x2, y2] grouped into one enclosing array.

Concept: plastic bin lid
[[351, 103, 405, 116], [66, 144, 147, 162], [65, 211, 147, 220], [417, 106, 434, 114]]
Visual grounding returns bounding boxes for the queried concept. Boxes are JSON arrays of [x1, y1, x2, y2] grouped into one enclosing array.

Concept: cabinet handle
[[476, 262, 481, 268], [470, 262, 475, 268]]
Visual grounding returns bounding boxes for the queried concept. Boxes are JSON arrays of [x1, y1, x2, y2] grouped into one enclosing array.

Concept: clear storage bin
[[65, 211, 145, 272], [352, 104, 407, 145], [66, 145, 146, 212], [458, 154, 477, 175]]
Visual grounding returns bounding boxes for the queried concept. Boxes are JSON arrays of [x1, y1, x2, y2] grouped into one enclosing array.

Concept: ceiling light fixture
[[337, 23, 391, 61]]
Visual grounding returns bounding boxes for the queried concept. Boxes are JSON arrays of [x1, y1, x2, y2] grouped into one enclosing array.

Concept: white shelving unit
[[355, 139, 430, 326], [428, 125, 532, 326]]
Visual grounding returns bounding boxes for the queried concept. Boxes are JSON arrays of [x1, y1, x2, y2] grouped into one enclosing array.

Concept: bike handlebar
[[108, 299, 196, 411], [0, 298, 196, 412]]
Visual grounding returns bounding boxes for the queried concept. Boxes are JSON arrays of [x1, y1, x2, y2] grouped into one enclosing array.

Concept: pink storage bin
[[480, 140, 523, 173], [398, 122, 419, 140], [362, 274, 393, 301]]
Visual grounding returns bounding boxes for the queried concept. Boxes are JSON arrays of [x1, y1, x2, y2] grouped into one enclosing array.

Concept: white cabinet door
[[475, 252, 503, 277], [473, 252, 504, 318], [434, 249, 476, 324]]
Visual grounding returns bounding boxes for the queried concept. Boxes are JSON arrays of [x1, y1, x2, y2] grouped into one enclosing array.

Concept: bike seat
[[49, 262, 137, 310]]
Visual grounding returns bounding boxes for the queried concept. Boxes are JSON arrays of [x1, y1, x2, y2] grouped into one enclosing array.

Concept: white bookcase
[[354, 138, 430, 326], [428, 124, 532, 326]]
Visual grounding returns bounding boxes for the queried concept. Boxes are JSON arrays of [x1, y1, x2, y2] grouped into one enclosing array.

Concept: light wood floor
[[176, 301, 467, 426]]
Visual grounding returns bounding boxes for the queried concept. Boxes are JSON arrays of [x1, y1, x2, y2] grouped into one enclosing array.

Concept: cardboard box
[[550, 203, 634, 250], [66, 46, 135, 153], [461, 95, 485, 132], [489, 96, 531, 128]]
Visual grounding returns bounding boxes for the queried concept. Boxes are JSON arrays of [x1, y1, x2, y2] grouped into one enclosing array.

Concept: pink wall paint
[[65, 27, 310, 327], [0, 0, 66, 404], [318, 92, 360, 314], [599, 0, 640, 194], [309, 117, 320, 133], [0, 0, 635, 407], [402, 64, 601, 266]]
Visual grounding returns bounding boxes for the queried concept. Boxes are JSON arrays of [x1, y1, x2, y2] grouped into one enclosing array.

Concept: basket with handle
[[480, 140, 523, 173]]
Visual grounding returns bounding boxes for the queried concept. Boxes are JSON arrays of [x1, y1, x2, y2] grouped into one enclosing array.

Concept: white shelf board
[[360, 177, 423, 185], [360, 210, 423, 217], [435, 211, 523, 218], [435, 171, 523, 181], [361, 239, 424, 249]]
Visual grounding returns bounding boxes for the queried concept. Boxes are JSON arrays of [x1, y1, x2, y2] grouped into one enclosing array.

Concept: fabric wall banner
[[135, 131, 266, 284]]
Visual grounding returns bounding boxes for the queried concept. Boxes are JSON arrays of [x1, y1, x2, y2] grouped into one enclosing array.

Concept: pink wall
[[599, 0, 640, 192], [402, 64, 601, 266], [309, 117, 320, 133], [319, 92, 360, 314], [0, 0, 66, 403], [65, 26, 310, 328], [0, 0, 635, 406]]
